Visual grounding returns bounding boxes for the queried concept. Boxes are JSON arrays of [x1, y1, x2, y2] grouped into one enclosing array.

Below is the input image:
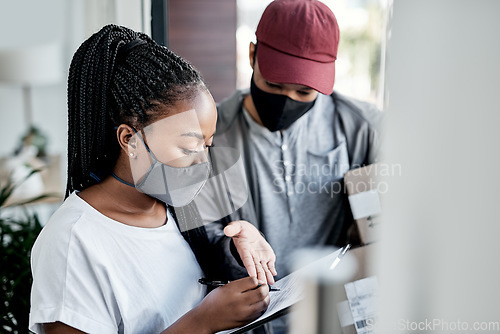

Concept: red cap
[[255, 0, 339, 95]]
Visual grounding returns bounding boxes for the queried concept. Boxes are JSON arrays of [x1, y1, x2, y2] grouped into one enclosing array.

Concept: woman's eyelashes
[[181, 143, 214, 155], [181, 148, 198, 155]]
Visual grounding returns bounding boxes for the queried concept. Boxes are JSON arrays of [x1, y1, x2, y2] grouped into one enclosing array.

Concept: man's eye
[[266, 82, 281, 89], [298, 90, 312, 96]]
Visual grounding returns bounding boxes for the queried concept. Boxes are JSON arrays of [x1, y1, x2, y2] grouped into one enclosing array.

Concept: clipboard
[[219, 247, 349, 334], [228, 307, 291, 334]]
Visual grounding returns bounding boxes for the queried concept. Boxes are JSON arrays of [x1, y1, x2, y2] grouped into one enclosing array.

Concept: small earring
[[129, 152, 134, 157]]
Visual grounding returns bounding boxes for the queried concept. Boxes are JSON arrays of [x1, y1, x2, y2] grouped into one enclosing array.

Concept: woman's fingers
[[244, 283, 270, 305], [229, 276, 260, 292], [249, 293, 271, 317]]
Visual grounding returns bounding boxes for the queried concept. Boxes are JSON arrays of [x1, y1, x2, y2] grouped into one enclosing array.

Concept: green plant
[[0, 170, 52, 333]]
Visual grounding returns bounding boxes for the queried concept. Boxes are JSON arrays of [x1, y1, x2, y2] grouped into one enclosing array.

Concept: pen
[[198, 278, 280, 291], [329, 244, 351, 270]]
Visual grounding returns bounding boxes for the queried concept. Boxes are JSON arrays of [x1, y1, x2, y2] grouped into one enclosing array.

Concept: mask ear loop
[[111, 125, 161, 188], [127, 126, 159, 188], [106, 125, 144, 187], [129, 126, 159, 163], [206, 145, 215, 177]]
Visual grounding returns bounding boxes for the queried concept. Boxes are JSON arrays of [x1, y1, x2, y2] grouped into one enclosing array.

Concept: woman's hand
[[196, 277, 270, 333], [224, 220, 277, 285]]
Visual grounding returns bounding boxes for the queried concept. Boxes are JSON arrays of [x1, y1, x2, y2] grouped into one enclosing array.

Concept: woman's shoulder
[[30, 192, 100, 274], [34, 192, 99, 245], [47, 192, 93, 226]]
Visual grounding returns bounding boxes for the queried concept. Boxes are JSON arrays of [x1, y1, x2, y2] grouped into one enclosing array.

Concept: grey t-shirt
[[210, 89, 381, 283], [241, 93, 350, 278]]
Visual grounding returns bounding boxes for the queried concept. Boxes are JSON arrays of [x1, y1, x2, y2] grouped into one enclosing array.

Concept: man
[[210, 0, 381, 332]]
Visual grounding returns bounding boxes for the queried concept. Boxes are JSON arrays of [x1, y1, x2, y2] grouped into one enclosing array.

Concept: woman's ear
[[249, 42, 256, 69], [116, 124, 136, 157]]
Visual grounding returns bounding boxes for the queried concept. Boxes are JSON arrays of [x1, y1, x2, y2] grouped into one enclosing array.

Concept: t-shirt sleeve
[[29, 213, 119, 334]]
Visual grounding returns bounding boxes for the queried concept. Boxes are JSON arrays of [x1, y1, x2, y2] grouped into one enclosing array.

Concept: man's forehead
[[255, 59, 318, 92]]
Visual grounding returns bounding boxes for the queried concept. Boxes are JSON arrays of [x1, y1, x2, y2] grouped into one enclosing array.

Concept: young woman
[[29, 24, 275, 334]]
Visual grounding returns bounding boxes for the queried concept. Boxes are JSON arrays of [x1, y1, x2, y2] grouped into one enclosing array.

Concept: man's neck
[[243, 93, 264, 126]]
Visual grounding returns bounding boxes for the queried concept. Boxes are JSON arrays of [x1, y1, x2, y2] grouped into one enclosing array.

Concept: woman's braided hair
[[66, 24, 205, 197]]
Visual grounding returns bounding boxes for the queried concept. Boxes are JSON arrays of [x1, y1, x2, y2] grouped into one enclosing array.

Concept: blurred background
[[0, 1, 386, 332], [0, 0, 386, 220], [3, 1, 500, 333]]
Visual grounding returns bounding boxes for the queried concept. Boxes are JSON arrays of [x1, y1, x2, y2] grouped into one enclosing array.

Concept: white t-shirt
[[29, 192, 206, 333]]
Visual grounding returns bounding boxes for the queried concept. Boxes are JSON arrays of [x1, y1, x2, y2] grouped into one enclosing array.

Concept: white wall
[[0, 0, 150, 227], [0, 0, 69, 157], [377, 0, 500, 332], [0, 0, 150, 197]]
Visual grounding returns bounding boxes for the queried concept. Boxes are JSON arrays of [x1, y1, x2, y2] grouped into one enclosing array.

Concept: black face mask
[[250, 75, 317, 132]]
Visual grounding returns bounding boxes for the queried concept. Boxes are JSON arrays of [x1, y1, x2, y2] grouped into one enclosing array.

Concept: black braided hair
[[66, 24, 205, 197]]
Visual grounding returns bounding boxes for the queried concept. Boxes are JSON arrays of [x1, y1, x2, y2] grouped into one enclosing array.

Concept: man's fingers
[[267, 260, 278, 276], [224, 221, 243, 237], [240, 252, 268, 284], [240, 253, 258, 278], [254, 256, 267, 284], [262, 260, 275, 285]]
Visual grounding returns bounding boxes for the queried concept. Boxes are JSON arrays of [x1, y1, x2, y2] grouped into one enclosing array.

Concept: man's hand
[[224, 220, 277, 285]]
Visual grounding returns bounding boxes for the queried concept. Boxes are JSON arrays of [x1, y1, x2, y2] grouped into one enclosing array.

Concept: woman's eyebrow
[[180, 131, 204, 140]]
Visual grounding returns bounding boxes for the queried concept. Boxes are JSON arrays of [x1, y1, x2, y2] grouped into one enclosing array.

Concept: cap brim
[[256, 42, 335, 95]]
